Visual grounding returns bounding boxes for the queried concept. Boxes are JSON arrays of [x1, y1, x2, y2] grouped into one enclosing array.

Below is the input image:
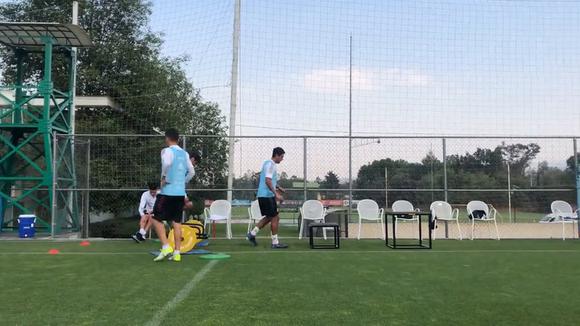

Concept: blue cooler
[[18, 214, 36, 238]]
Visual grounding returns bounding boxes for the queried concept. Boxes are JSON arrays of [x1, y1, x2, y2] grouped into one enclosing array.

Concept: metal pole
[[430, 156, 434, 202], [574, 138, 580, 236], [70, 1, 78, 135], [303, 138, 307, 202], [67, 1, 79, 235], [384, 166, 388, 208], [443, 138, 449, 238], [51, 133, 57, 238], [227, 0, 241, 202], [83, 139, 90, 238], [507, 162, 512, 223], [348, 35, 353, 220], [72, 1, 78, 23], [443, 138, 448, 201], [182, 136, 188, 222], [14, 50, 24, 123]]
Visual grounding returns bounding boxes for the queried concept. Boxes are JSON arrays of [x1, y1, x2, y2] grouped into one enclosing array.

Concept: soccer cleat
[[169, 253, 181, 262], [271, 243, 289, 249], [131, 233, 141, 243], [153, 246, 174, 262], [246, 232, 258, 246]]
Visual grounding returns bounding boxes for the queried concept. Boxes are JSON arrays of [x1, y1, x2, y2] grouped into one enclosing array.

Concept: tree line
[[235, 142, 576, 214]]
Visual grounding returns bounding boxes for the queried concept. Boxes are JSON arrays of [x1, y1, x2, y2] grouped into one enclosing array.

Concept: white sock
[[139, 228, 146, 236], [271, 234, 279, 245], [162, 244, 170, 250], [251, 226, 260, 236], [174, 250, 180, 255]]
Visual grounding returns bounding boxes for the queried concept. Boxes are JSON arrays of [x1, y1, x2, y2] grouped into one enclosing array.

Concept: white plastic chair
[[392, 200, 420, 236], [299, 200, 327, 240], [204, 200, 232, 239], [247, 200, 264, 233], [430, 201, 462, 240], [466, 200, 499, 240], [356, 199, 385, 240], [550, 200, 579, 240]]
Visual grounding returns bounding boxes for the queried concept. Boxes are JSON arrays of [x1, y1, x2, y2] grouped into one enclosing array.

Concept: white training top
[[160, 145, 195, 182], [138, 190, 157, 216], [257, 160, 277, 198]]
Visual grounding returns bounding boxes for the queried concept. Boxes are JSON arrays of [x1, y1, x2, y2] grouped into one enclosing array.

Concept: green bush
[[188, 196, 205, 217]]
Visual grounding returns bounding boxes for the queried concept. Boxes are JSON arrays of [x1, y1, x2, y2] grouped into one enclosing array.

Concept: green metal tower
[[0, 23, 92, 234]]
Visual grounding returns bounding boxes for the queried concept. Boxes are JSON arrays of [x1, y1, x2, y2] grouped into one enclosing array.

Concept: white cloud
[[303, 67, 432, 93], [380, 68, 432, 87], [303, 68, 374, 92]]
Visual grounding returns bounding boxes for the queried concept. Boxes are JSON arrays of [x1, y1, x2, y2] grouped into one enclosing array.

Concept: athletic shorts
[[152, 194, 185, 223], [258, 197, 278, 218]]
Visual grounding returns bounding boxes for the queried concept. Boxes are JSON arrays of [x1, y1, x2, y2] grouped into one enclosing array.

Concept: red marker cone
[[48, 249, 60, 255], [80, 241, 90, 247]]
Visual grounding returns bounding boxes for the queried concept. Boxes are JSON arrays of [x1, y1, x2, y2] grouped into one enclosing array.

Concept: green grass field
[[1, 239, 580, 325]]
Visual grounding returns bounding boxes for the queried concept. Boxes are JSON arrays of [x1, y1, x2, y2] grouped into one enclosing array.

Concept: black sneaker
[[137, 233, 146, 242], [271, 243, 288, 249], [131, 233, 141, 243], [246, 232, 258, 247]]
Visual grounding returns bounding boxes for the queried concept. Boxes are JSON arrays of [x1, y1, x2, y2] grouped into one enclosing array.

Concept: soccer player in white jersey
[[131, 181, 159, 243], [247, 147, 288, 249], [151, 128, 195, 262]]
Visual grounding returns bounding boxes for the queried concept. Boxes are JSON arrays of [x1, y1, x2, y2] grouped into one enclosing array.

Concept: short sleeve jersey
[[257, 160, 277, 198]]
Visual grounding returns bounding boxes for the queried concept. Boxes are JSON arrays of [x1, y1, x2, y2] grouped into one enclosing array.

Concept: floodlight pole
[[227, 0, 241, 202]]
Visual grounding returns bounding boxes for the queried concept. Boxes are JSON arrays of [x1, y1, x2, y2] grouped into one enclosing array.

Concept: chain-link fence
[[53, 134, 580, 239], [52, 136, 90, 238]]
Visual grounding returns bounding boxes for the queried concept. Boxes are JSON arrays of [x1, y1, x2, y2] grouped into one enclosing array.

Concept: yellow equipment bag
[[168, 219, 207, 252]]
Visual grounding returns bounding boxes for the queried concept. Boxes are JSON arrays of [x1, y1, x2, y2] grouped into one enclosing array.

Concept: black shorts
[[152, 194, 185, 223], [258, 197, 278, 218]]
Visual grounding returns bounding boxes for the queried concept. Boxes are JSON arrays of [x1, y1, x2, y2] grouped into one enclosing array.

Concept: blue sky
[[150, 0, 580, 136], [3, 0, 578, 177], [148, 0, 580, 176]]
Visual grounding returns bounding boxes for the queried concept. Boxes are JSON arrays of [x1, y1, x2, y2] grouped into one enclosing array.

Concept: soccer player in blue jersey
[[247, 147, 288, 249], [151, 128, 195, 262]]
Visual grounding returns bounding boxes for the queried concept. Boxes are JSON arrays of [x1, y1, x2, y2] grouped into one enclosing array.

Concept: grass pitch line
[[144, 259, 218, 326]]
